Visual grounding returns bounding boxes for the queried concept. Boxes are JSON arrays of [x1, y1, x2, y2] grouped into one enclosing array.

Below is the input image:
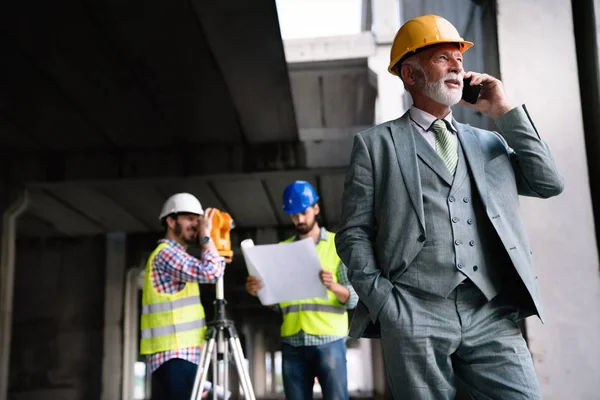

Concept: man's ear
[[400, 63, 417, 86], [313, 203, 320, 216], [166, 215, 177, 230]]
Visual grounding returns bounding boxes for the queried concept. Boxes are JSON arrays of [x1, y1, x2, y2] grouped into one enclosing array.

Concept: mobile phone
[[462, 77, 481, 104]]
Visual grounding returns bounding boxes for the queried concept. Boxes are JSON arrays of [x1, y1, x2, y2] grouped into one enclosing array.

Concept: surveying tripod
[[190, 275, 256, 400]]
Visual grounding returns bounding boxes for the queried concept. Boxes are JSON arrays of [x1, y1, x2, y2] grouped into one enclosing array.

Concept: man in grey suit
[[335, 14, 564, 400]]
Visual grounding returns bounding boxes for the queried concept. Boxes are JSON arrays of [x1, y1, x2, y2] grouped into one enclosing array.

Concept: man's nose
[[449, 57, 463, 74]]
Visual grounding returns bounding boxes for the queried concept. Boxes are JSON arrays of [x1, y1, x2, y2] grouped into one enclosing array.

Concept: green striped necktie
[[432, 119, 458, 174]]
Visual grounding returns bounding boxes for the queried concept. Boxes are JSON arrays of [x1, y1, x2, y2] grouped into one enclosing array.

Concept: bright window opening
[[275, 0, 363, 40]]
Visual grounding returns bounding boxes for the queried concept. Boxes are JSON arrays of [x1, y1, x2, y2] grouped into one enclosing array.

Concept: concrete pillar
[[371, 0, 400, 44], [0, 187, 28, 400], [122, 267, 144, 400], [249, 324, 267, 396], [358, 339, 374, 393], [0, 183, 10, 400], [368, 0, 405, 124], [370, 340, 388, 398], [227, 356, 241, 399], [269, 350, 277, 394], [496, 1, 600, 398], [573, 0, 600, 250], [101, 232, 126, 400]]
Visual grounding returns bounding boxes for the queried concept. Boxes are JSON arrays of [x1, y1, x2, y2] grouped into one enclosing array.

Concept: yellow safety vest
[[140, 242, 206, 355], [279, 230, 348, 337]]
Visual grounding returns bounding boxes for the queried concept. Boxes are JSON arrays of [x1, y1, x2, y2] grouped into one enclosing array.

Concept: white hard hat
[[159, 193, 204, 220]]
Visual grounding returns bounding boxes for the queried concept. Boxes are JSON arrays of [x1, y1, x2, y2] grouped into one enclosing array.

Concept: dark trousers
[[151, 358, 198, 400], [282, 339, 349, 400]]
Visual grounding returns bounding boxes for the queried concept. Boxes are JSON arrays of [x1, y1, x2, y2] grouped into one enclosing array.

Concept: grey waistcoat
[[395, 128, 509, 300]]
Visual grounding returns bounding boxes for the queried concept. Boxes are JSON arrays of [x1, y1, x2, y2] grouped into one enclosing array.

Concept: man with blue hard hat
[[245, 180, 357, 400]]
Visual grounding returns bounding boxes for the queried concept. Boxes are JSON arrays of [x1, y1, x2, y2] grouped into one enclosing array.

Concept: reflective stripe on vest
[[280, 303, 346, 316], [140, 242, 207, 355], [279, 230, 349, 337], [141, 294, 200, 315], [141, 318, 206, 339]]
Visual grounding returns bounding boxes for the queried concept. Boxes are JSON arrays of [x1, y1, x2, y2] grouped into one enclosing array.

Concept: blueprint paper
[[240, 238, 328, 305]]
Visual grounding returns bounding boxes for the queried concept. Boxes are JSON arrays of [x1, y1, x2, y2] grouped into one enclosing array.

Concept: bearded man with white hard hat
[[140, 193, 225, 400], [335, 14, 564, 399]]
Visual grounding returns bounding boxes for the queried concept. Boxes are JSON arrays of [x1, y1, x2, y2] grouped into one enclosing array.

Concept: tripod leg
[[212, 332, 218, 400], [192, 346, 208, 399], [229, 336, 256, 400], [223, 332, 229, 398], [191, 335, 216, 400]]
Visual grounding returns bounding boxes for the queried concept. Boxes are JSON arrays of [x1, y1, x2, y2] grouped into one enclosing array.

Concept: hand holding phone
[[461, 72, 513, 119], [462, 77, 481, 104]]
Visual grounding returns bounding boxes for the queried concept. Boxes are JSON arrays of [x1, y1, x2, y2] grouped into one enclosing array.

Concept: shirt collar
[[409, 106, 457, 133], [293, 227, 328, 243], [158, 238, 185, 251], [319, 227, 328, 242]]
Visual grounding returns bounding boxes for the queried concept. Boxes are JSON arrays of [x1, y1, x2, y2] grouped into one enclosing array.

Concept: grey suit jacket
[[335, 105, 564, 339]]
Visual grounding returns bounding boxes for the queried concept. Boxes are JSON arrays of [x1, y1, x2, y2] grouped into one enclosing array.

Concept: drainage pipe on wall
[[0, 190, 29, 400]]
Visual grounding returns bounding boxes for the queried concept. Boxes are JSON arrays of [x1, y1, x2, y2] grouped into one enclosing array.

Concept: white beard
[[422, 73, 463, 106]]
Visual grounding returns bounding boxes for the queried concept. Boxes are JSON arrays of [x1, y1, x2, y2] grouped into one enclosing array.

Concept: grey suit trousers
[[379, 283, 541, 400]]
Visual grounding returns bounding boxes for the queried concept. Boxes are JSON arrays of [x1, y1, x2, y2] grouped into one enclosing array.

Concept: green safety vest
[[279, 230, 348, 337], [140, 242, 206, 355]]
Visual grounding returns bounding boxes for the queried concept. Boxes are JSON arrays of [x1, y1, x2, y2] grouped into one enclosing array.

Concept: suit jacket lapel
[[389, 113, 425, 231], [456, 123, 488, 208], [412, 127, 454, 185]]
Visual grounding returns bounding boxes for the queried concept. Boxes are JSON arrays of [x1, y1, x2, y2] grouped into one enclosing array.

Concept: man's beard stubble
[[294, 220, 316, 235], [175, 221, 197, 245]]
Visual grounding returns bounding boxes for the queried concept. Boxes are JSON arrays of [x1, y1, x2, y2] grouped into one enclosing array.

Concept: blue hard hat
[[282, 181, 320, 214]]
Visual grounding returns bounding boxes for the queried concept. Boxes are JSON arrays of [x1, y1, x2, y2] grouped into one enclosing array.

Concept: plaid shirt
[[273, 228, 358, 347], [146, 239, 225, 373]]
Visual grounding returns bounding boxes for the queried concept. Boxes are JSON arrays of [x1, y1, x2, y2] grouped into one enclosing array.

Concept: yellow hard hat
[[388, 14, 474, 76]]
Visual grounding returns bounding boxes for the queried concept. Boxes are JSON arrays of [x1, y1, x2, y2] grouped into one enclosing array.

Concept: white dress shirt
[[409, 106, 458, 150]]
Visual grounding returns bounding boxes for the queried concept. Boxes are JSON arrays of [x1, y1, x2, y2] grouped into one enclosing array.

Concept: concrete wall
[[9, 236, 106, 400], [496, 1, 600, 398]]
